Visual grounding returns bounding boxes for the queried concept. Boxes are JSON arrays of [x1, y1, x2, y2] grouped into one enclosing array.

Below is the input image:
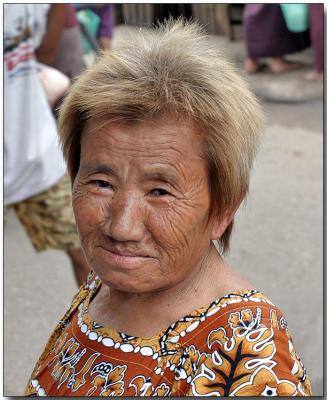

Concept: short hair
[[59, 19, 263, 253]]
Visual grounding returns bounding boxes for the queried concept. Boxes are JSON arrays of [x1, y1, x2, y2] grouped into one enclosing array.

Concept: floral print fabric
[[25, 271, 312, 396]]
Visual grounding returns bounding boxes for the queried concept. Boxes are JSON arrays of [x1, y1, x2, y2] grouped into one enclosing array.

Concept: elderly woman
[[25, 21, 311, 396]]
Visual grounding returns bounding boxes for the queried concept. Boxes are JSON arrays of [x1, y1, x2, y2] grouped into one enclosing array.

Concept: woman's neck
[[88, 244, 254, 338]]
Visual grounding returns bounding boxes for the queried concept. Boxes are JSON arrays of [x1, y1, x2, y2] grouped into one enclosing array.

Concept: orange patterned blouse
[[25, 271, 312, 396]]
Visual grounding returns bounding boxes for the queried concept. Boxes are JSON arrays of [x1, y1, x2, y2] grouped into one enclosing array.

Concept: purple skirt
[[243, 4, 310, 58]]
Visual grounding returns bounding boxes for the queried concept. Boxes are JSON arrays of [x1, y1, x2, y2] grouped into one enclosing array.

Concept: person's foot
[[269, 57, 302, 73], [244, 58, 266, 74], [305, 70, 324, 81]]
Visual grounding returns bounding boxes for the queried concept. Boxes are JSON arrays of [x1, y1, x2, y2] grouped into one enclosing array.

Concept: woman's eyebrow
[[80, 163, 117, 176], [142, 171, 181, 187]]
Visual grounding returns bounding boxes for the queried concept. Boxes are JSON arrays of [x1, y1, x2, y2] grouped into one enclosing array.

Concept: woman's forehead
[[79, 118, 208, 184], [81, 117, 205, 157]]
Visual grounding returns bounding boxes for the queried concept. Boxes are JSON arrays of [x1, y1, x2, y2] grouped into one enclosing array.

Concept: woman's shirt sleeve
[[185, 305, 312, 396]]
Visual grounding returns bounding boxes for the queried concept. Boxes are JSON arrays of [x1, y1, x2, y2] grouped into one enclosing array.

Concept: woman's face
[[73, 117, 219, 293]]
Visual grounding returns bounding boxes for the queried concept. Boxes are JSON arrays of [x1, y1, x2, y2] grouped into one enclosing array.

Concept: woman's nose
[[106, 192, 145, 243]]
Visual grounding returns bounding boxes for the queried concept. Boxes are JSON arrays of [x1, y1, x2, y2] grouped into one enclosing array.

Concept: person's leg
[[14, 174, 91, 287], [243, 5, 266, 74], [244, 57, 261, 73], [306, 4, 324, 80]]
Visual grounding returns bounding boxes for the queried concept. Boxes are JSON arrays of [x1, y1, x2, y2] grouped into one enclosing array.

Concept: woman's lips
[[107, 246, 149, 258], [97, 245, 154, 268]]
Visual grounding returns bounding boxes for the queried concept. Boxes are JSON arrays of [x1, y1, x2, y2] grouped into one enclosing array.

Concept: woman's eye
[[151, 188, 171, 197], [91, 180, 112, 189]]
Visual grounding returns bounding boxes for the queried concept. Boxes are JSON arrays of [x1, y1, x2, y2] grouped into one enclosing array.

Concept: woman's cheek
[[72, 192, 106, 238], [149, 205, 195, 254]]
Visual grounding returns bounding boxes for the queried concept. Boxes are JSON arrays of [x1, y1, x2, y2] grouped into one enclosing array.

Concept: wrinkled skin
[[73, 117, 228, 294]]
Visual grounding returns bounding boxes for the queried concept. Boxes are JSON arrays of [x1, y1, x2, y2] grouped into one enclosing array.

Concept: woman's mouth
[[96, 245, 154, 269]]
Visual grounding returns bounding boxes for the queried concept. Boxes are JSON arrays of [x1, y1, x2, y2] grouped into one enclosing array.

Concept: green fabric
[[280, 4, 309, 33], [77, 9, 100, 54]]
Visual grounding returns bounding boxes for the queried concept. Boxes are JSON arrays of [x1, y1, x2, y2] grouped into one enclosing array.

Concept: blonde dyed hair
[[59, 19, 263, 253]]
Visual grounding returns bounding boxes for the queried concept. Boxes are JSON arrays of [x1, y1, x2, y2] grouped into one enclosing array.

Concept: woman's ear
[[211, 195, 245, 240]]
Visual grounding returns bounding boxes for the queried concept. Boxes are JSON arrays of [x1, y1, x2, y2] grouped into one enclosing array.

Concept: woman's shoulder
[[166, 290, 278, 344], [174, 290, 312, 396], [25, 271, 100, 381]]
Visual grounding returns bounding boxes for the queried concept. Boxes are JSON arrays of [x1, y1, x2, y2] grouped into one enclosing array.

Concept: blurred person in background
[[306, 4, 324, 81], [47, 4, 86, 79], [36, 3, 86, 118], [243, 4, 310, 74], [4, 4, 90, 286]]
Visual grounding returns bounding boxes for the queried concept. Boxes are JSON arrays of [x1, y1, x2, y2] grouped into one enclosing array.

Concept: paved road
[[4, 27, 323, 396]]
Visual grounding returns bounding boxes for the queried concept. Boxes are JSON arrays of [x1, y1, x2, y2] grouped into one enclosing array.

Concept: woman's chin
[[100, 275, 162, 294], [93, 263, 175, 294]]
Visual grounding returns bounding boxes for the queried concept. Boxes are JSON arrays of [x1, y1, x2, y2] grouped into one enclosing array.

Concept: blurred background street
[[4, 4, 323, 396]]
